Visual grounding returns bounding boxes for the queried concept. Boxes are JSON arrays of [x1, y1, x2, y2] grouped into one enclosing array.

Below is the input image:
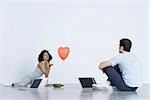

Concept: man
[[98, 38, 142, 91]]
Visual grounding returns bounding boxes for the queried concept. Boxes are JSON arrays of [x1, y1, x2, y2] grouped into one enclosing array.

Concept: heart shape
[[58, 47, 70, 60]]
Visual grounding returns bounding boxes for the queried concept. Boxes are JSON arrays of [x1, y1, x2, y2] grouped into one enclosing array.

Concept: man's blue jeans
[[103, 65, 138, 91]]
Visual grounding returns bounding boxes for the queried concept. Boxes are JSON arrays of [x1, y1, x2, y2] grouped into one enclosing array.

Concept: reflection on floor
[[0, 84, 150, 100]]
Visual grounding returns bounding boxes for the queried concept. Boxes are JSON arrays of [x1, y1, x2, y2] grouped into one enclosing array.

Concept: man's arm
[[98, 61, 112, 70]]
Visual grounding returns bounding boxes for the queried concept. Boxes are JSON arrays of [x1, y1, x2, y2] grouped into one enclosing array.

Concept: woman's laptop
[[17, 79, 42, 91], [30, 79, 42, 88], [79, 77, 96, 88]]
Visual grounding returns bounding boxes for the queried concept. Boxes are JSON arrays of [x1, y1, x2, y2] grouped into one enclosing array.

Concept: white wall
[[148, 0, 150, 84], [0, 0, 149, 84]]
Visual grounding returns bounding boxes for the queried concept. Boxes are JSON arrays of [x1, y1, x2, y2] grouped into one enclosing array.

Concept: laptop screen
[[79, 77, 96, 88], [30, 79, 42, 88]]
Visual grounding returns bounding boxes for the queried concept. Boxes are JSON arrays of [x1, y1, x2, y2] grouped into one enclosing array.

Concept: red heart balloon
[[58, 47, 70, 60]]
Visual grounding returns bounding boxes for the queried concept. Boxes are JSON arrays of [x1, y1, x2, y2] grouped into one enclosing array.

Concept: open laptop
[[79, 77, 96, 88], [30, 79, 42, 88], [17, 79, 42, 91]]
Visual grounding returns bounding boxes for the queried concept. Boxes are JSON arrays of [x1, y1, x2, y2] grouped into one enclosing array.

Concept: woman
[[12, 50, 53, 87]]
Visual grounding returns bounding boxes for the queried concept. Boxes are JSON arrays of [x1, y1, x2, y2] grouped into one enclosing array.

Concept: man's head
[[119, 38, 132, 53]]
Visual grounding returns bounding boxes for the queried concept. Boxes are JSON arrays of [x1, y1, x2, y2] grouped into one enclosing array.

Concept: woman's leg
[[103, 66, 137, 91], [12, 75, 33, 87]]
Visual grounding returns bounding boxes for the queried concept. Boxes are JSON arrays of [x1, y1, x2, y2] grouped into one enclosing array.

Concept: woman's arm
[[38, 62, 52, 78], [45, 64, 53, 78]]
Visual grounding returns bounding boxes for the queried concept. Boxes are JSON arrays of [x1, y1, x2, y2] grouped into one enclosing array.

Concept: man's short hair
[[120, 38, 132, 52]]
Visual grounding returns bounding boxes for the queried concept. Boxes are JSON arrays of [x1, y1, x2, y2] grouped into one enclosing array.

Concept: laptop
[[30, 79, 42, 88], [17, 79, 42, 91], [79, 77, 96, 88]]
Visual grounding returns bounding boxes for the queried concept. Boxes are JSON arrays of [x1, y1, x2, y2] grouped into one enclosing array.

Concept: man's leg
[[114, 64, 122, 75], [107, 64, 122, 86], [103, 66, 137, 91]]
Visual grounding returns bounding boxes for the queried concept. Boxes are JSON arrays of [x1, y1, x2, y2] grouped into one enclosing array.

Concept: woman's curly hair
[[38, 50, 52, 62]]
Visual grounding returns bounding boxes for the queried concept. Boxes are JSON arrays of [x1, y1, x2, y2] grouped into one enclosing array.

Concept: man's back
[[110, 52, 142, 87]]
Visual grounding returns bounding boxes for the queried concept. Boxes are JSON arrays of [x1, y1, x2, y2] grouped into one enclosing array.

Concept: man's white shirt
[[110, 52, 142, 87]]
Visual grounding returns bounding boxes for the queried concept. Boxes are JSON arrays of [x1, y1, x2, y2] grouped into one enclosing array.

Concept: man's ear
[[120, 46, 124, 51]]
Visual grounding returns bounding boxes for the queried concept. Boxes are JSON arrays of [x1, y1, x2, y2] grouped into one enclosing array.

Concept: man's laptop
[[79, 77, 96, 88], [79, 77, 107, 90]]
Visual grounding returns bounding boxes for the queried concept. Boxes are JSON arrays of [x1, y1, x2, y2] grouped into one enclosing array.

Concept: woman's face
[[43, 52, 49, 61]]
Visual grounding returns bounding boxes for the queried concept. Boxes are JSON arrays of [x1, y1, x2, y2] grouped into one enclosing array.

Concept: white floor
[[0, 84, 150, 100]]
